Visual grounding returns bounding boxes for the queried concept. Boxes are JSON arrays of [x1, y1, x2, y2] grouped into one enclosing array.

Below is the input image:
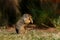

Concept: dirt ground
[[2, 24, 59, 33]]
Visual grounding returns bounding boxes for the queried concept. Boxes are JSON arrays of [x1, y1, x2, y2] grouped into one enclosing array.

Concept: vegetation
[[0, 30, 60, 40], [28, 0, 60, 27], [0, 0, 60, 27], [0, 0, 60, 40]]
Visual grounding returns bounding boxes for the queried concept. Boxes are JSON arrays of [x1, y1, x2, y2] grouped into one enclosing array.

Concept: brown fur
[[15, 14, 33, 34]]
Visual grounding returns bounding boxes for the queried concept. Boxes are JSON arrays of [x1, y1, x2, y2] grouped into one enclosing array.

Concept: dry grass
[[0, 27, 60, 40]]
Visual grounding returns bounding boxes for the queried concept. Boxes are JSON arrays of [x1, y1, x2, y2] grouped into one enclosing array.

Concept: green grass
[[0, 29, 60, 40]]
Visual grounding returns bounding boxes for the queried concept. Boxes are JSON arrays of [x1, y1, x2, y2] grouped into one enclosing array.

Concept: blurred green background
[[0, 0, 60, 28]]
